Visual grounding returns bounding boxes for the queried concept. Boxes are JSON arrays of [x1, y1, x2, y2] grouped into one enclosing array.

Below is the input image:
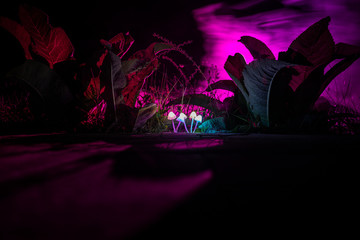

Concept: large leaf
[[224, 53, 249, 102], [100, 32, 134, 58], [101, 51, 128, 123], [121, 59, 158, 107], [239, 36, 275, 60], [205, 80, 239, 93], [120, 42, 173, 107], [6, 60, 73, 106], [243, 59, 291, 127], [319, 54, 360, 98], [133, 103, 158, 131], [289, 16, 335, 67], [166, 94, 224, 115], [83, 75, 105, 102], [18, 5, 74, 68], [198, 117, 227, 133], [224, 53, 247, 81], [0, 16, 32, 59]]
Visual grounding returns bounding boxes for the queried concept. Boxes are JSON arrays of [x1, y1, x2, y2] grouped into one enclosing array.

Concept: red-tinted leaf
[[129, 42, 174, 61], [0, 16, 32, 59], [239, 36, 275, 60], [289, 16, 335, 67], [122, 59, 159, 107], [84, 75, 105, 101], [287, 65, 313, 92], [224, 53, 249, 102], [109, 32, 134, 58], [18, 5, 74, 68], [224, 53, 246, 80]]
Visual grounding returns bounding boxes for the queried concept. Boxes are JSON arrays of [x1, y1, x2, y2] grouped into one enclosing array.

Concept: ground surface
[[0, 132, 358, 239]]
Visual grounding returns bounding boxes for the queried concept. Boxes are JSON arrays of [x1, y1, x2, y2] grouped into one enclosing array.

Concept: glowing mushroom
[[168, 111, 177, 132], [192, 115, 202, 133], [189, 111, 197, 133], [176, 113, 189, 133]]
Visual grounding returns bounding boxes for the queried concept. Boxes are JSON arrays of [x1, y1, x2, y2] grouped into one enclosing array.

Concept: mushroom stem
[[183, 122, 190, 133], [193, 122, 199, 133], [190, 119, 194, 133], [172, 120, 177, 133], [176, 121, 182, 132]]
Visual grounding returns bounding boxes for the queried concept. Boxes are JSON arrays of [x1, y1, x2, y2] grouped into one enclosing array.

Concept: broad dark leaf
[[198, 117, 227, 133], [205, 80, 239, 93], [6, 60, 73, 106], [0, 16, 32, 59], [289, 16, 335, 67]]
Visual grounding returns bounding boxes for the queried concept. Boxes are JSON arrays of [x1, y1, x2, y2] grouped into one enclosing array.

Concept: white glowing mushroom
[[176, 113, 189, 133], [168, 111, 177, 132], [189, 111, 197, 133], [192, 114, 202, 133]]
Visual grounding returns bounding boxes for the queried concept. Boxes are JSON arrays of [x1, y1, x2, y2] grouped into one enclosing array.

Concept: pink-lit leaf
[[19, 5, 74, 68], [319, 54, 360, 98], [239, 36, 275, 60], [289, 16, 335, 67], [0, 16, 32, 59]]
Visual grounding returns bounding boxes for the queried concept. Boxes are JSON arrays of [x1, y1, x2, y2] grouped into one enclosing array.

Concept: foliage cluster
[[1, 7, 359, 134]]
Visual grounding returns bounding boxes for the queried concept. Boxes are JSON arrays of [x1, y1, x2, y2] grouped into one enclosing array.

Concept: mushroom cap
[[168, 111, 177, 120], [195, 115, 202, 123], [189, 111, 197, 119], [177, 113, 187, 122]]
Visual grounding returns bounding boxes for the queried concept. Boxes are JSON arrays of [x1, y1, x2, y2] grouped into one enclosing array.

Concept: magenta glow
[[193, 0, 360, 111]]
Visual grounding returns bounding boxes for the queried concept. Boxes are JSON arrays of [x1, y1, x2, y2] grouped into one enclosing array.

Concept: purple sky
[[193, 0, 360, 110]]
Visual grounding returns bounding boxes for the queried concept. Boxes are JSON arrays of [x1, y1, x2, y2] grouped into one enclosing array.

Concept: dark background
[[0, 0, 286, 63], [1, 0, 222, 62]]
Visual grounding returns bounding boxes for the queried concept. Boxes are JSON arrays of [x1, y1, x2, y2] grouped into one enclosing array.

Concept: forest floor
[[0, 132, 358, 239]]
